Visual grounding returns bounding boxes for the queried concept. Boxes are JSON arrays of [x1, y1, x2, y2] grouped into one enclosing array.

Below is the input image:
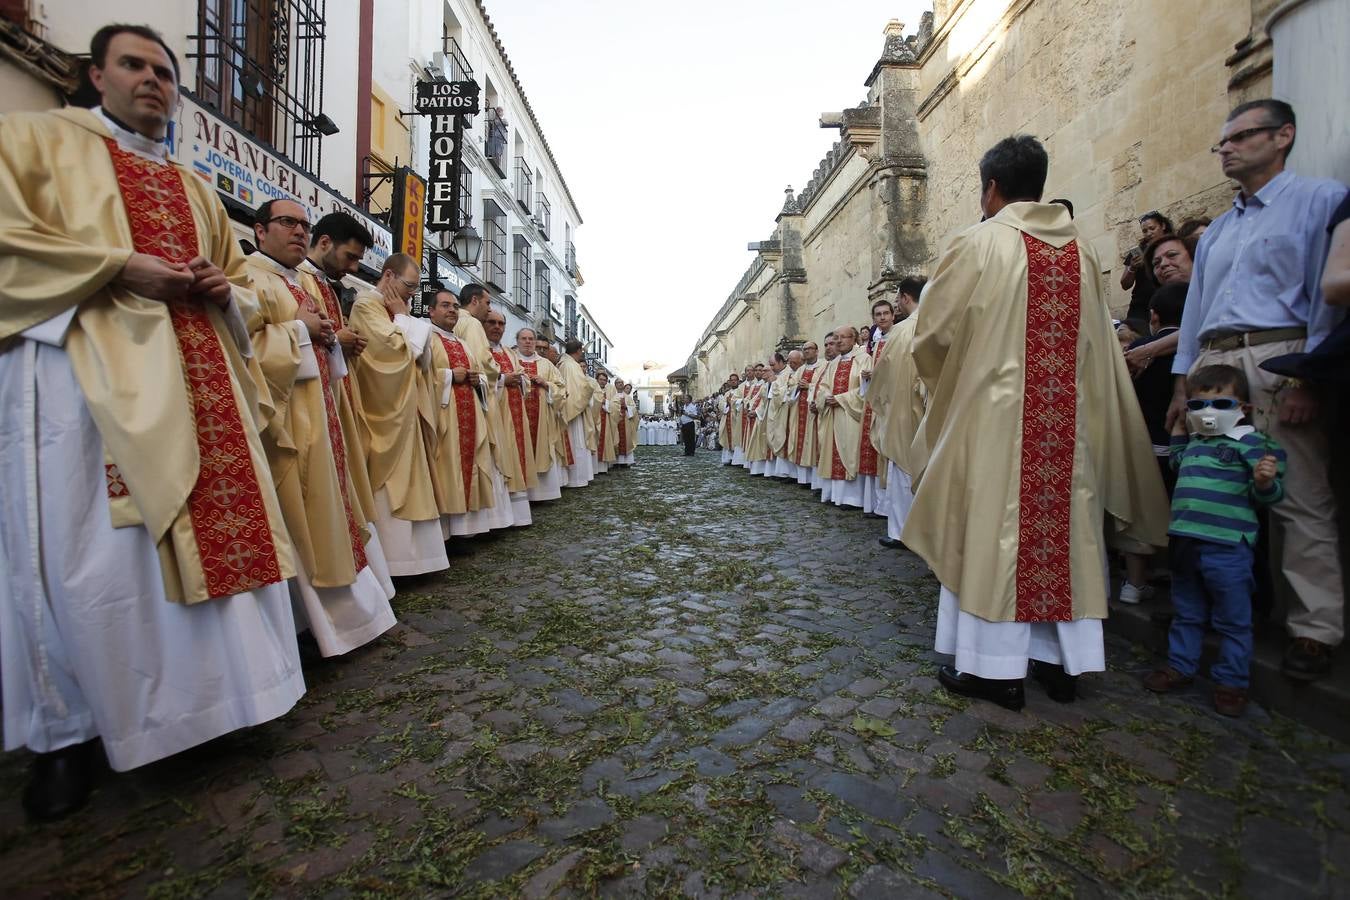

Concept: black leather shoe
[[1283, 637, 1333, 681], [878, 536, 907, 550], [1030, 660, 1078, 703], [938, 665, 1025, 711], [23, 742, 95, 822]]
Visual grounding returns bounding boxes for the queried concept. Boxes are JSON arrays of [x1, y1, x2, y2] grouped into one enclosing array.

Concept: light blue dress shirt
[[1173, 169, 1347, 374]]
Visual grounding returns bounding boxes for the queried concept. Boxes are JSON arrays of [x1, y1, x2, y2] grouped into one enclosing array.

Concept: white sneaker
[[1118, 582, 1154, 605]]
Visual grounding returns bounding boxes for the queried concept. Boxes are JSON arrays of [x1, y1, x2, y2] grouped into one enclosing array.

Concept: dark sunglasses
[[1186, 398, 1240, 411]]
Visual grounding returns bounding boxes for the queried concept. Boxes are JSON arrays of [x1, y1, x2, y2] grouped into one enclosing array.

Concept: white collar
[[249, 251, 301, 285], [517, 352, 539, 362], [837, 349, 855, 361], [94, 106, 169, 162], [431, 323, 460, 340]]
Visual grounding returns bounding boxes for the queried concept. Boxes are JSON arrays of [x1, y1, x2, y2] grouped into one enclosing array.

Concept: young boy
[[1143, 364, 1285, 716]]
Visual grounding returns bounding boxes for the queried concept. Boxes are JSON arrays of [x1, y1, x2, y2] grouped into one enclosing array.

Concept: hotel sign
[[171, 92, 392, 271], [414, 78, 479, 232]]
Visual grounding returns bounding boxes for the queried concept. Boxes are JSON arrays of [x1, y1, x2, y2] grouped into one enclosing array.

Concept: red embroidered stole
[[1017, 234, 1080, 622], [599, 402, 609, 457], [830, 359, 853, 480], [281, 281, 368, 572], [312, 275, 355, 407], [617, 397, 630, 455], [794, 367, 816, 465], [492, 348, 529, 475], [103, 139, 282, 597], [520, 359, 543, 452], [438, 334, 478, 499]]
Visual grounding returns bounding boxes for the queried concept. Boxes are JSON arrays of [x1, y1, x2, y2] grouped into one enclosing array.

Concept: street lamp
[[450, 224, 482, 267]]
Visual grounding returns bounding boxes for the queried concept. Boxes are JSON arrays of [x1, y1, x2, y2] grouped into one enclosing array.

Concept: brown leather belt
[[1203, 327, 1306, 352]]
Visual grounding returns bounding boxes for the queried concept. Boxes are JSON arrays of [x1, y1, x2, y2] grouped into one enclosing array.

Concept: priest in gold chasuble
[[0, 27, 303, 813], [347, 254, 449, 576], [744, 364, 772, 475], [866, 277, 927, 549], [484, 309, 540, 527], [424, 288, 497, 537], [245, 202, 397, 657], [808, 335, 838, 492], [767, 352, 798, 479], [718, 373, 741, 464], [594, 371, 618, 472], [858, 300, 895, 515], [815, 327, 869, 509], [786, 343, 819, 485], [903, 136, 1167, 710], [515, 328, 570, 501], [556, 339, 597, 488], [614, 380, 639, 466], [454, 284, 525, 529]]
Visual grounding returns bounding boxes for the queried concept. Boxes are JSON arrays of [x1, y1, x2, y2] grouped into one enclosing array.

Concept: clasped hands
[[117, 252, 231, 308]]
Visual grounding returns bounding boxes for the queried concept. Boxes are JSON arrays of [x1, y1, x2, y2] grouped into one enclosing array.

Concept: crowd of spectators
[[1108, 99, 1348, 702]]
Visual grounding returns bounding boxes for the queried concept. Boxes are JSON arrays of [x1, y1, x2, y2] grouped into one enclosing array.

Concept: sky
[[486, 0, 930, 372]]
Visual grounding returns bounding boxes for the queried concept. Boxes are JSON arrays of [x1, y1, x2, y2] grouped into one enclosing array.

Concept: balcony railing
[[534, 194, 551, 240], [485, 108, 507, 176], [484, 212, 507, 289], [513, 159, 533, 213], [514, 249, 532, 311], [442, 34, 472, 83], [565, 241, 577, 277], [535, 263, 550, 318]]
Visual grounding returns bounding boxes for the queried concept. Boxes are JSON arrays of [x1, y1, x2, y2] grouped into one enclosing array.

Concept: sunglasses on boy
[[1185, 397, 1240, 411]]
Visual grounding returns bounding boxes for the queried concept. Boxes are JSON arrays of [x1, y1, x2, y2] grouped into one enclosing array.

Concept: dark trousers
[[681, 421, 696, 455], [1168, 537, 1255, 688]]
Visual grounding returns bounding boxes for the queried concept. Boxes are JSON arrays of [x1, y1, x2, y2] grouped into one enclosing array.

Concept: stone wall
[[916, 0, 1259, 311], [683, 0, 1279, 396]]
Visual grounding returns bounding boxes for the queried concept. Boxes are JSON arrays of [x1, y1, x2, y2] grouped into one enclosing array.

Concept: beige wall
[[916, 0, 1255, 315], [800, 154, 877, 335], [0, 58, 62, 112], [685, 0, 1285, 395]]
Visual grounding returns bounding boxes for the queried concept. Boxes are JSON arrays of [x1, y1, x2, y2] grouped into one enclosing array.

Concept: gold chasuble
[[788, 364, 819, 468], [245, 257, 368, 587], [859, 337, 886, 481], [491, 345, 539, 490], [767, 368, 793, 458], [866, 315, 924, 477], [583, 376, 601, 452], [745, 382, 770, 463], [558, 355, 595, 458], [427, 327, 494, 515], [904, 202, 1169, 624], [518, 355, 569, 473], [814, 352, 865, 480], [618, 392, 638, 457], [597, 383, 619, 463], [300, 265, 378, 525], [0, 109, 292, 603], [347, 292, 439, 521], [718, 389, 735, 450]]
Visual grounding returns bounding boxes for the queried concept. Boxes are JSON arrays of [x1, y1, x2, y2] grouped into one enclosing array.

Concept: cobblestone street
[[4, 446, 1350, 898]]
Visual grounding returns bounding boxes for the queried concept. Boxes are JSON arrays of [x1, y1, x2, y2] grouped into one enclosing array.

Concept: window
[[564, 295, 577, 336], [192, 0, 330, 174], [535, 260, 551, 319], [483, 200, 507, 289], [484, 87, 506, 176], [535, 193, 551, 240], [441, 23, 472, 83], [514, 159, 533, 213], [457, 168, 472, 230], [513, 237, 532, 311]]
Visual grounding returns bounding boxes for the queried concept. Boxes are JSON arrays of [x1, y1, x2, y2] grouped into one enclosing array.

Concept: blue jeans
[[1168, 537, 1255, 688]]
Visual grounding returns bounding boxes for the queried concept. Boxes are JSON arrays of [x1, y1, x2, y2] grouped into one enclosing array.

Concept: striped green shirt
[[1168, 427, 1285, 546]]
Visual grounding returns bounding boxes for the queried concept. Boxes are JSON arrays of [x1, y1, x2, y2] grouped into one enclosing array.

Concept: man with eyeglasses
[[0, 23, 304, 819], [1168, 99, 1349, 682], [346, 253, 449, 576], [244, 199, 397, 658]]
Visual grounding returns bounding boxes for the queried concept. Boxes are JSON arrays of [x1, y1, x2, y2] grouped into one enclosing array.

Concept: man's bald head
[[787, 350, 803, 369]]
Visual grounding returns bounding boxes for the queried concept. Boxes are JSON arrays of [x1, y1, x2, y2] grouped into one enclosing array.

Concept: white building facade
[[368, 0, 612, 354]]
